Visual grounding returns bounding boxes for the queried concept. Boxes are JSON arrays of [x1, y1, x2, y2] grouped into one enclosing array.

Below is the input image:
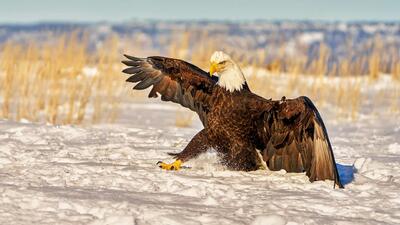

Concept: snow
[[82, 66, 99, 78], [298, 32, 324, 44], [388, 143, 400, 154], [1, 102, 400, 225], [251, 215, 286, 225]]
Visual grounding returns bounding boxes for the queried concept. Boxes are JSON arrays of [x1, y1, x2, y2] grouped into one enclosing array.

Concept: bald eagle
[[122, 51, 343, 188]]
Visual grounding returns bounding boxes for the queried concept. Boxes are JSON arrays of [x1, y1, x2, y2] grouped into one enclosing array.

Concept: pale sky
[[1, 0, 399, 23]]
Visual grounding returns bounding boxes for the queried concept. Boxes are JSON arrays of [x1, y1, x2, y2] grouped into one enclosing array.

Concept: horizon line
[[1, 18, 400, 26]]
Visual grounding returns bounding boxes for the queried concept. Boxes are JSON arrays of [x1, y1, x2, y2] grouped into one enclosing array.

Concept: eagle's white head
[[209, 51, 246, 92]]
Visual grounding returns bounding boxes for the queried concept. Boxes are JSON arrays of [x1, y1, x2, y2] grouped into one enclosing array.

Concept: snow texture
[[0, 103, 400, 225]]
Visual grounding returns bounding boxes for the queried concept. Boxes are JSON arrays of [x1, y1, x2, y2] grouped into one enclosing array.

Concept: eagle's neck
[[217, 63, 246, 92]]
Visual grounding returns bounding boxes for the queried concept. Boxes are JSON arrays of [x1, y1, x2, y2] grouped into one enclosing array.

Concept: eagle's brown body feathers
[[122, 54, 343, 188]]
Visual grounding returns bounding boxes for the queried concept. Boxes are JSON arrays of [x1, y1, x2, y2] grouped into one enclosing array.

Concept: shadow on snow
[[337, 163, 355, 186]]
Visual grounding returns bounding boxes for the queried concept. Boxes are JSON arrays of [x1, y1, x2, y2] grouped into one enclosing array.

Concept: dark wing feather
[[122, 54, 218, 125], [260, 96, 343, 188]]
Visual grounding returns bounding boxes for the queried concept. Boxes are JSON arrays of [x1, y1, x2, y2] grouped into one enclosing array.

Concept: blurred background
[[1, 0, 399, 126]]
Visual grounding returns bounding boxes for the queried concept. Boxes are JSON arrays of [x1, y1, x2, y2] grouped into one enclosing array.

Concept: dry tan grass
[[1, 30, 399, 126], [124, 30, 399, 82], [0, 33, 125, 125]]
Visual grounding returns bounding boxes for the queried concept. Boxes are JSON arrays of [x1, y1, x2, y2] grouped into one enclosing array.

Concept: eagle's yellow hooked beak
[[209, 62, 218, 77]]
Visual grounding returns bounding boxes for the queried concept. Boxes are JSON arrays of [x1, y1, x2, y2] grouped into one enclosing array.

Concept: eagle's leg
[[158, 129, 209, 170], [222, 143, 262, 171]]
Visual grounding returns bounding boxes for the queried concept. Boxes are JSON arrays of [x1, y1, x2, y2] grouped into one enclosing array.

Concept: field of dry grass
[[0, 33, 128, 125], [0, 31, 399, 126]]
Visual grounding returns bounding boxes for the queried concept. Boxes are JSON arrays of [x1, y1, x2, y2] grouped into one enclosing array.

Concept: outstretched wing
[[259, 96, 343, 188], [122, 54, 218, 125]]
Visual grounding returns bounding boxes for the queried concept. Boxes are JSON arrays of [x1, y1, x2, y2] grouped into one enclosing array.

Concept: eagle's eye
[[218, 61, 227, 65]]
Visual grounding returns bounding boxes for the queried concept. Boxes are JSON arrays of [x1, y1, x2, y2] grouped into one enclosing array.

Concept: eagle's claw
[[157, 160, 182, 170]]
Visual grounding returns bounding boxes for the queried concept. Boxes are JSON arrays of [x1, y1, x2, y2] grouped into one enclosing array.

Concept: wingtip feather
[[122, 68, 133, 74], [124, 54, 142, 61], [121, 60, 132, 66]]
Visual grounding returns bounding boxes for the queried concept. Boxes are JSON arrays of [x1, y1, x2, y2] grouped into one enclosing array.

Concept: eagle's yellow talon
[[157, 160, 182, 170]]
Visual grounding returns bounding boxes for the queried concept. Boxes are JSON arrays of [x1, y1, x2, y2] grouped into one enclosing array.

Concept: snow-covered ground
[[1, 101, 400, 225]]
